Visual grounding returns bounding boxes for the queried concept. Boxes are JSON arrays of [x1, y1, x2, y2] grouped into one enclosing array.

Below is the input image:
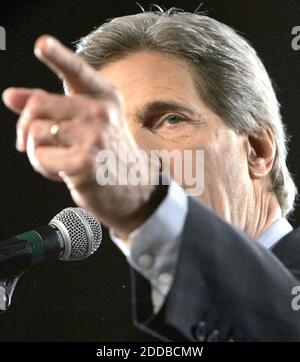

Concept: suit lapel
[[271, 227, 300, 280]]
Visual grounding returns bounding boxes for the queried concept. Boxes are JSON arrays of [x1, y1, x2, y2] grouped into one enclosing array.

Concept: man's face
[[99, 51, 252, 223]]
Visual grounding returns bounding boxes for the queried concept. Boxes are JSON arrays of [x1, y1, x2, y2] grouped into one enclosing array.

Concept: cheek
[[134, 128, 157, 149], [132, 128, 203, 187], [203, 133, 249, 194], [134, 127, 190, 152], [132, 125, 249, 198]]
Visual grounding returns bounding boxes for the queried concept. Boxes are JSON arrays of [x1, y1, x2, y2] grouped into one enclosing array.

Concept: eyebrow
[[135, 100, 202, 124]]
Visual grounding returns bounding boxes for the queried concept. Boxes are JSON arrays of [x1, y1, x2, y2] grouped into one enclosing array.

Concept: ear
[[246, 126, 276, 180]]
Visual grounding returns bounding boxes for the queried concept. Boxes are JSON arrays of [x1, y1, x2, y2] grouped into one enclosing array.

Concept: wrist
[[114, 182, 169, 240]]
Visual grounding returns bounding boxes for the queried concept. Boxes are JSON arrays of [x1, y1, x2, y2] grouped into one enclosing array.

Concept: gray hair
[[73, 8, 297, 216]]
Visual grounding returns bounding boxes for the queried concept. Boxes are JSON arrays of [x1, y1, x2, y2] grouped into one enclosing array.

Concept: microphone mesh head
[[50, 207, 102, 261]]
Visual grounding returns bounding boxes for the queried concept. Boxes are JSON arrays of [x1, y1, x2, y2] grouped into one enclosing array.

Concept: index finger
[[34, 35, 114, 97]]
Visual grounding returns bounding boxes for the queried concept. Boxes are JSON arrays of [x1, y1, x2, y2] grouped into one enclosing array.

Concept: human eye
[[156, 113, 187, 128]]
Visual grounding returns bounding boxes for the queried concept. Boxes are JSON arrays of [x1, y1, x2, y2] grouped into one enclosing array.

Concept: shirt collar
[[257, 218, 293, 250]]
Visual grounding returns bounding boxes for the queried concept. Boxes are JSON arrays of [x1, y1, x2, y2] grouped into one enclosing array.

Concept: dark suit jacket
[[130, 197, 300, 341]]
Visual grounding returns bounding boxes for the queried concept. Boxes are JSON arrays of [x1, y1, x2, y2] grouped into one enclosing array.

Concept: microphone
[[0, 207, 102, 279]]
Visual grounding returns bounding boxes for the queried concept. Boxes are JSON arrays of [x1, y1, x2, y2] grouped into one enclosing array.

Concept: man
[[2, 9, 300, 341]]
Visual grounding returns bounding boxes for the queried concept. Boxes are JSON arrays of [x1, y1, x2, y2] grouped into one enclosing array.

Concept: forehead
[[97, 51, 202, 105]]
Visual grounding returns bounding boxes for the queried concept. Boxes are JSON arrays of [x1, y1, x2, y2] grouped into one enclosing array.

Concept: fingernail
[[2, 88, 14, 105], [16, 140, 24, 152], [58, 170, 65, 178], [16, 142, 23, 152], [35, 36, 56, 59], [34, 46, 43, 60], [16, 128, 24, 151]]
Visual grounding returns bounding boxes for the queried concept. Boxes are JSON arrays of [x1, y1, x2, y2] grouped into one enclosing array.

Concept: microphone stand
[[0, 235, 32, 312], [0, 273, 23, 312]]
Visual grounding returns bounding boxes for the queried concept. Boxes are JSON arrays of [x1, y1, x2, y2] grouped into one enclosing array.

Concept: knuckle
[[87, 102, 110, 122], [29, 90, 47, 106], [76, 152, 93, 171], [72, 58, 84, 77], [88, 129, 102, 146], [26, 91, 47, 117], [110, 88, 122, 106], [29, 121, 43, 136]]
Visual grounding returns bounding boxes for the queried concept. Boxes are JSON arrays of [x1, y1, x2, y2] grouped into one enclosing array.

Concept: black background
[[0, 0, 299, 341]]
